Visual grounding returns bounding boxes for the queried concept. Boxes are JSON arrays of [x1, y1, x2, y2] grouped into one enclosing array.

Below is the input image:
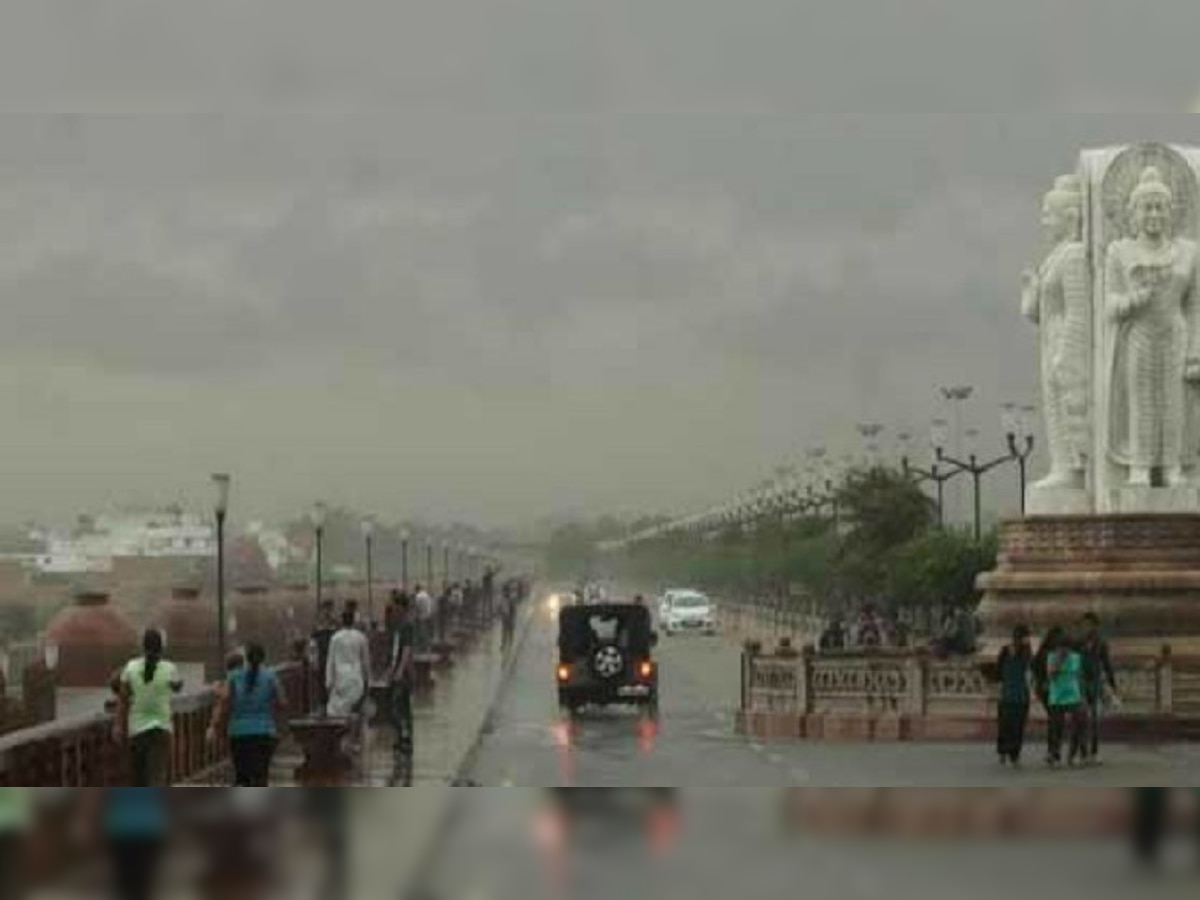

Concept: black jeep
[[557, 603, 659, 714]]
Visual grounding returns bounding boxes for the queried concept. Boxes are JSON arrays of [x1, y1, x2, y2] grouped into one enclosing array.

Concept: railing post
[[1157, 644, 1173, 716]]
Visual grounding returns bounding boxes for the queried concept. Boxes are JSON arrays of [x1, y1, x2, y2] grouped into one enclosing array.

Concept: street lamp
[[1003, 403, 1038, 516], [934, 424, 1014, 541], [426, 539, 434, 590], [312, 501, 328, 618], [400, 528, 410, 590], [361, 516, 376, 627], [211, 473, 231, 673], [857, 423, 885, 465], [901, 421, 963, 527]]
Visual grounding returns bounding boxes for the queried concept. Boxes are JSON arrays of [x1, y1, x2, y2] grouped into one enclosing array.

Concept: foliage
[[887, 527, 998, 612]]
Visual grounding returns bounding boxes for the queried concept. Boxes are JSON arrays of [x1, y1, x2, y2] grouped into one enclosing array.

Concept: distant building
[[32, 509, 216, 575]]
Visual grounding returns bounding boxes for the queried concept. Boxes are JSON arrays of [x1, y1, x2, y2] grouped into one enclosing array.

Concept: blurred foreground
[[0, 788, 1195, 900]]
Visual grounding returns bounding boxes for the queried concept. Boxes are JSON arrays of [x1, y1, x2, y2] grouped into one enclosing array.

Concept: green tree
[[834, 467, 935, 602]]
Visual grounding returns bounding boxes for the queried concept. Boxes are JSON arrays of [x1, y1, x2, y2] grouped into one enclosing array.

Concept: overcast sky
[[2, 1, 1200, 527]]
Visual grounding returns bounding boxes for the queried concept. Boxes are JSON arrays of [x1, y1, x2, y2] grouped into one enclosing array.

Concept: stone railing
[[743, 645, 1189, 723], [0, 661, 311, 786]]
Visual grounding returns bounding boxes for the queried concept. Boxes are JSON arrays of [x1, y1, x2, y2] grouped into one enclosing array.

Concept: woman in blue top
[[208, 643, 286, 786]]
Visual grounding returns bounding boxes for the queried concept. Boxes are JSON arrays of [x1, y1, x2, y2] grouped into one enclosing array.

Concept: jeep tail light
[[639, 660, 654, 680], [557, 663, 571, 682]]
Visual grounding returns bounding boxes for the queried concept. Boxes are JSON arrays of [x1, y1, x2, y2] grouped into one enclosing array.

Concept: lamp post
[[940, 385, 975, 523], [1003, 403, 1038, 516], [362, 516, 376, 627], [211, 473, 231, 674], [902, 421, 967, 528], [857, 423, 885, 466], [443, 543, 451, 590], [934, 426, 1014, 541], [400, 528, 410, 590], [313, 501, 328, 620], [426, 540, 434, 590]]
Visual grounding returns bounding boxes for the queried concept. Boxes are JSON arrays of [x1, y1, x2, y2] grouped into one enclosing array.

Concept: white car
[[660, 591, 717, 636]]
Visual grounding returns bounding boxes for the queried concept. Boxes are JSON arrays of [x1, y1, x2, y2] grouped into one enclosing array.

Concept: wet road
[[464, 605, 1200, 787], [465, 605, 790, 787]]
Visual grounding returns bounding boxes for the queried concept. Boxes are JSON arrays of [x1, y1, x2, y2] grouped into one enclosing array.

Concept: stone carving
[[1022, 175, 1091, 489], [925, 665, 988, 698], [811, 661, 907, 697], [1103, 157, 1200, 487]]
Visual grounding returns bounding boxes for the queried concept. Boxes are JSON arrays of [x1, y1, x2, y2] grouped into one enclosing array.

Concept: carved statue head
[[1042, 174, 1083, 243], [1129, 166, 1173, 240]]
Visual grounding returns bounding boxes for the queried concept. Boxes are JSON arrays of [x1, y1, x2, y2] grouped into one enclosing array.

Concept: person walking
[[1046, 627, 1087, 767], [1079, 612, 1119, 765], [326, 607, 371, 760], [95, 788, 171, 900], [500, 586, 517, 653], [207, 643, 287, 785], [1031, 625, 1058, 716], [388, 592, 416, 786], [414, 584, 434, 652], [115, 629, 183, 786], [994, 624, 1033, 767]]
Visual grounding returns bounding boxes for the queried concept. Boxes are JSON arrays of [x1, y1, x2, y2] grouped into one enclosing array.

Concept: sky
[[2, 1, 1200, 528]]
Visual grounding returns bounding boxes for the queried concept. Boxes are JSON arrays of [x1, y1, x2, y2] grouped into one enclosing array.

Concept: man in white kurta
[[326, 609, 371, 718]]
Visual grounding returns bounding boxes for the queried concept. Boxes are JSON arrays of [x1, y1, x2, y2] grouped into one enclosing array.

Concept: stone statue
[[1105, 165, 1200, 486], [1022, 175, 1090, 488]]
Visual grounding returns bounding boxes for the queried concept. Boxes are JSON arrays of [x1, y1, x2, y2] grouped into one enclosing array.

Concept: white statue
[[1022, 175, 1090, 488], [1105, 166, 1200, 486]]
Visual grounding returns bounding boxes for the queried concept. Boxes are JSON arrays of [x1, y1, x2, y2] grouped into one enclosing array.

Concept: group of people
[[994, 612, 1118, 768], [818, 607, 918, 652], [105, 628, 286, 788]]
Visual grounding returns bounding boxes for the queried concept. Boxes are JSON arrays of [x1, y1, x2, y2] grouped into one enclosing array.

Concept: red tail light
[[639, 660, 655, 680], [557, 663, 571, 682]]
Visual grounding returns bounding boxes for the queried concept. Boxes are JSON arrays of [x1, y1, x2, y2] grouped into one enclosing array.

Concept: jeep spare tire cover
[[592, 644, 625, 680]]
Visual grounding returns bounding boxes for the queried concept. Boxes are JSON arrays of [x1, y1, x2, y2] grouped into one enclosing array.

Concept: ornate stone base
[[977, 514, 1200, 654], [1026, 485, 1092, 517], [1107, 487, 1200, 515]]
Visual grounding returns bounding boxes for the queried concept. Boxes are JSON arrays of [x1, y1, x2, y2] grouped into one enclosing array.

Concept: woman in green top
[[1046, 631, 1087, 767], [115, 629, 183, 786]]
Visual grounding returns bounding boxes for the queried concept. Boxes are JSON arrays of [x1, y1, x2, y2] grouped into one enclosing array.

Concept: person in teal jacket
[[1046, 632, 1087, 767]]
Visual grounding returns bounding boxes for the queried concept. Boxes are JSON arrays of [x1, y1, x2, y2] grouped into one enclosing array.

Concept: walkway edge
[[398, 602, 538, 898]]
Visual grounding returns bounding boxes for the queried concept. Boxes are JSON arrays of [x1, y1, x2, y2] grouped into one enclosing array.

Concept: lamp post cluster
[[901, 397, 1039, 540]]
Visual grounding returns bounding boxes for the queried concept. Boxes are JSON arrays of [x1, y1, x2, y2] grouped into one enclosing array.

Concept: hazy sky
[[2, 1, 1200, 527]]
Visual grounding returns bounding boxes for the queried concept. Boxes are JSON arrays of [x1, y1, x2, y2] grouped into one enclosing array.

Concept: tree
[[834, 467, 935, 602], [888, 527, 998, 616]]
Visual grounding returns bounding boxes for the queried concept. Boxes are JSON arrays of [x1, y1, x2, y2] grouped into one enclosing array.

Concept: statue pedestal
[[1107, 487, 1200, 515], [1026, 486, 1092, 517], [977, 515, 1200, 655]]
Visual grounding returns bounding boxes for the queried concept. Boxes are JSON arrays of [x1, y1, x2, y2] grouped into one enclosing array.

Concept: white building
[[33, 509, 216, 574]]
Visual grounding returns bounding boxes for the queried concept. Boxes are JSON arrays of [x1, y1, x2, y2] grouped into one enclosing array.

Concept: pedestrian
[[0, 789, 30, 900], [994, 624, 1033, 767], [1046, 627, 1087, 767], [97, 788, 171, 900], [115, 629, 183, 786], [207, 643, 287, 786], [414, 583, 434, 651], [326, 608, 371, 758], [1031, 625, 1057, 714], [819, 617, 846, 652], [388, 592, 416, 786], [1079, 612, 1119, 765], [312, 599, 338, 708], [500, 588, 517, 652]]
